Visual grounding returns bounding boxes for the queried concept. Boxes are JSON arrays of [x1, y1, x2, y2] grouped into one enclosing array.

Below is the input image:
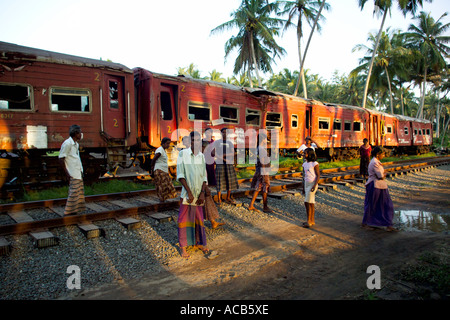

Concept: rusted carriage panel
[[0, 41, 136, 153], [134, 68, 264, 151], [311, 102, 369, 150]]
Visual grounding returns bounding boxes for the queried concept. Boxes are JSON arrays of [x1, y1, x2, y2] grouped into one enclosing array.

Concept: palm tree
[[402, 11, 450, 118], [352, 28, 411, 114], [208, 69, 227, 83], [211, 0, 286, 88], [358, 0, 432, 109], [277, 0, 330, 98], [177, 63, 205, 79]]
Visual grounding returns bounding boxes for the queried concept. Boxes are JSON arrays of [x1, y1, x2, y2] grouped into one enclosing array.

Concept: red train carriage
[[0, 41, 136, 186], [308, 102, 370, 160], [133, 68, 267, 169], [395, 115, 432, 154]]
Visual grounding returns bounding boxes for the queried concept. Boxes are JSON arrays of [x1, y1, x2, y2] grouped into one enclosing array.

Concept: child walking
[[302, 148, 320, 228]]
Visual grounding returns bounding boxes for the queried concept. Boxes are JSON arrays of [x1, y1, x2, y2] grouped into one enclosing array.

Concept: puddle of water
[[395, 210, 449, 233]]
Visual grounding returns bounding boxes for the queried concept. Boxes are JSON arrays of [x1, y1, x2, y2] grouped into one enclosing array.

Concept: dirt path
[[68, 166, 449, 302]]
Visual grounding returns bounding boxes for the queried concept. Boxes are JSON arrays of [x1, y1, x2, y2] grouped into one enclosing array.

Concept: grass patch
[[399, 248, 450, 298], [16, 180, 156, 203]]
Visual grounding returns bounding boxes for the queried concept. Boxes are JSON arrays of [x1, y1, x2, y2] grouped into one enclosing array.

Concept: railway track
[[0, 156, 449, 254]]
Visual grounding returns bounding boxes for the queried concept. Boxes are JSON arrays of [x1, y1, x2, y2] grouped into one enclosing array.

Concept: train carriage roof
[[395, 114, 431, 124], [0, 41, 133, 73]]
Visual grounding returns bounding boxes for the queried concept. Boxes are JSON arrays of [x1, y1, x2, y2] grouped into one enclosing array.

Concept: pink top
[[365, 157, 388, 189], [302, 161, 319, 183]]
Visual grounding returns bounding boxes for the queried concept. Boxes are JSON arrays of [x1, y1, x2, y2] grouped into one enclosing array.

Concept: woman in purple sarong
[[362, 146, 397, 231]]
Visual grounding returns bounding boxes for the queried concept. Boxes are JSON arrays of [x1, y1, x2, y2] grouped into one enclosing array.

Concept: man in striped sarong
[[59, 125, 86, 216], [176, 131, 209, 259]]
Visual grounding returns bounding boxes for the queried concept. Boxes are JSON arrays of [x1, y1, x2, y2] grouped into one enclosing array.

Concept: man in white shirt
[[296, 136, 319, 158], [59, 125, 85, 216], [176, 131, 209, 258]]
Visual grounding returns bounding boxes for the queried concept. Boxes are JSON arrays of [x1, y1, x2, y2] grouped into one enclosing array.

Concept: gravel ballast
[[1, 164, 449, 300]]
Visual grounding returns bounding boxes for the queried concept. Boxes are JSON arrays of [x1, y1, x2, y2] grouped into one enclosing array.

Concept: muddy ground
[[66, 165, 449, 306]]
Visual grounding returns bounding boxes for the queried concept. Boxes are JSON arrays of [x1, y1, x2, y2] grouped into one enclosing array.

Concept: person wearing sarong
[[176, 131, 210, 259], [359, 138, 372, 181], [203, 128, 217, 187], [202, 137, 225, 229], [302, 148, 319, 228], [248, 133, 272, 213], [214, 127, 239, 205], [362, 146, 397, 232], [59, 125, 85, 216], [150, 137, 178, 202]]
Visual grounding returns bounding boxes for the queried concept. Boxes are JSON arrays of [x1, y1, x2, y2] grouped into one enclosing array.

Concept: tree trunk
[[416, 65, 428, 119], [440, 115, 450, 147], [385, 66, 394, 114], [249, 30, 262, 87], [293, 0, 326, 98], [362, 8, 388, 109]]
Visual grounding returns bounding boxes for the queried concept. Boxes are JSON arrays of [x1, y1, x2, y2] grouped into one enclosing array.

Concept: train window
[[246, 109, 261, 126], [344, 121, 351, 131], [266, 112, 282, 128], [291, 114, 298, 128], [50, 87, 90, 112], [386, 125, 392, 134], [220, 106, 239, 124], [404, 127, 409, 135], [419, 129, 423, 135], [414, 129, 418, 135], [161, 92, 173, 120], [353, 121, 361, 131], [318, 117, 329, 130], [0, 83, 33, 110], [426, 129, 430, 135], [109, 81, 119, 109], [333, 119, 341, 130], [188, 101, 210, 121]]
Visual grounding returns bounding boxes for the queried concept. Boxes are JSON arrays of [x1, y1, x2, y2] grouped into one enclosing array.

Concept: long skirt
[[363, 181, 394, 227], [250, 171, 270, 193], [177, 202, 207, 247], [360, 157, 370, 176], [215, 164, 239, 192], [64, 178, 86, 215], [154, 169, 178, 201], [206, 163, 217, 186], [204, 193, 220, 221]]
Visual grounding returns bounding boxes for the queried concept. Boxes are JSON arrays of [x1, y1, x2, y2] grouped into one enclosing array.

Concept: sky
[[0, 0, 449, 83]]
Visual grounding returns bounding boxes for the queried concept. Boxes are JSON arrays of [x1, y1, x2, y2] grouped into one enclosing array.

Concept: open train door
[[371, 114, 379, 146], [102, 74, 128, 172], [305, 105, 312, 138], [159, 84, 178, 141], [159, 84, 179, 168]]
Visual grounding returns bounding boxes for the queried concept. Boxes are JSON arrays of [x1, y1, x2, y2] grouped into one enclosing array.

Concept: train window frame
[[50, 87, 91, 113], [0, 82, 34, 111], [160, 91, 173, 121], [219, 105, 239, 124], [404, 127, 409, 135], [187, 101, 211, 122], [291, 114, 298, 128], [353, 121, 362, 132], [333, 119, 342, 131], [414, 129, 418, 135], [426, 129, 430, 135], [108, 80, 120, 110], [318, 117, 330, 130], [344, 120, 352, 131], [266, 112, 282, 128], [245, 108, 261, 126], [386, 125, 393, 134]]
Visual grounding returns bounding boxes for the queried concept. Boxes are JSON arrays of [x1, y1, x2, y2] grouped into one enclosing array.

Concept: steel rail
[[0, 156, 449, 237]]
